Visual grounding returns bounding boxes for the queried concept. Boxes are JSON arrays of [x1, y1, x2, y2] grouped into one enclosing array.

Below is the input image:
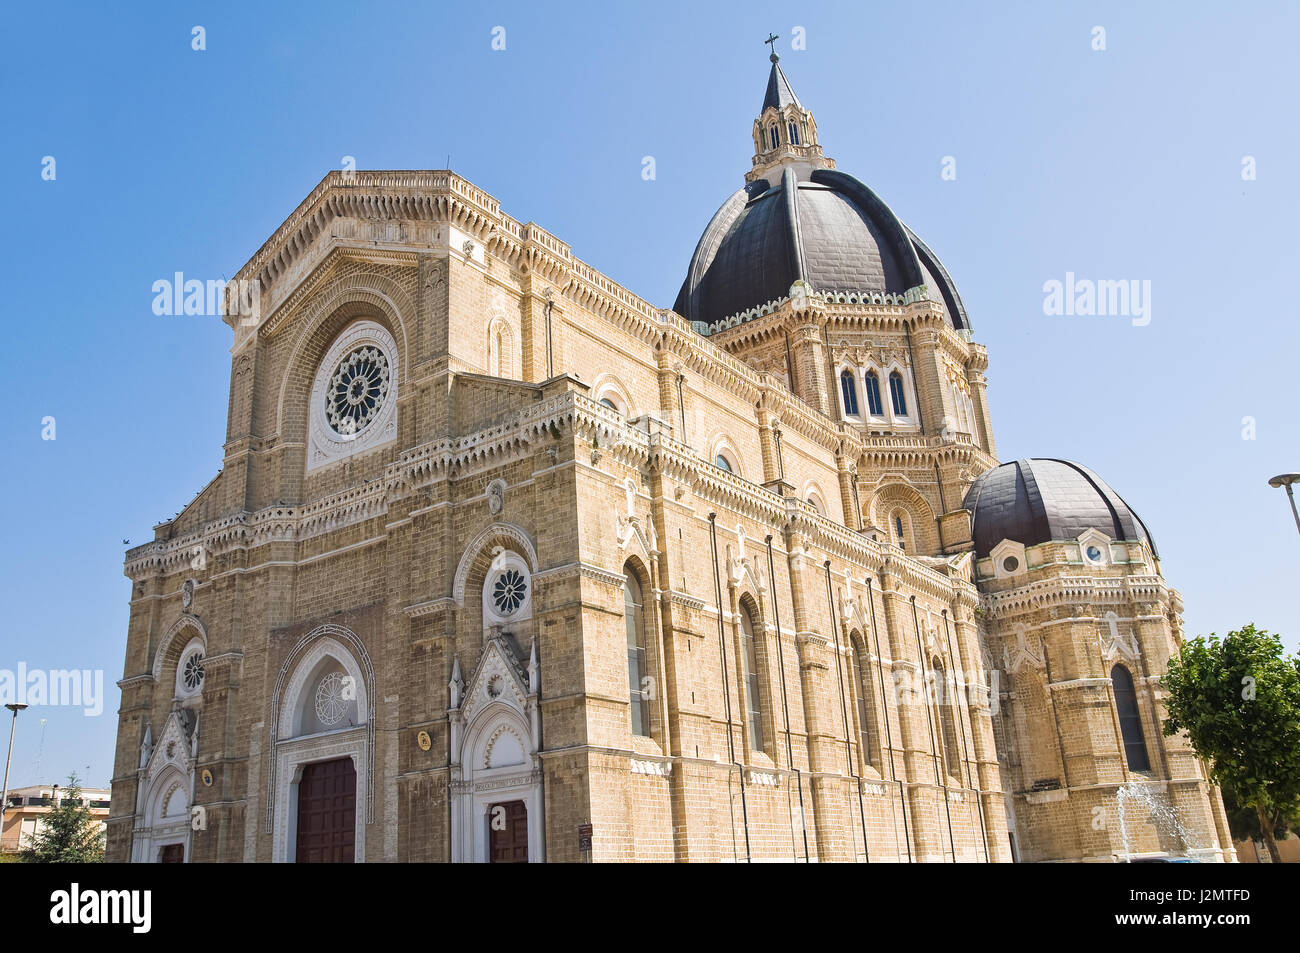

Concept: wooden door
[[488, 800, 528, 863], [296, 757, 356, 863]]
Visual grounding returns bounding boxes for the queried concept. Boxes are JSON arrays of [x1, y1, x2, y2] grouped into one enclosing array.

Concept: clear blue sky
[[3, 1, 1297, 790]]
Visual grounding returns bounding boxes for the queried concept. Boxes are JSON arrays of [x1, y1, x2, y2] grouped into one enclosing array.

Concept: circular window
[[1086, 545, 1103, 562], [492, 569, 527, 616], [1002, 556, 1020, 573], [182, 652, 205, 692], [314, 672, 350, 727], [309, 321, 399, 471], [325, 345, 390, 436]]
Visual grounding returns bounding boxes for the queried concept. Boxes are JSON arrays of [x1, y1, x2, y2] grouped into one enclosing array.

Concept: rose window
[[182, 653, 205, 692], [325, 346, 390, 436], [315, 672, 350, 726], [492, 569, 527, 616]]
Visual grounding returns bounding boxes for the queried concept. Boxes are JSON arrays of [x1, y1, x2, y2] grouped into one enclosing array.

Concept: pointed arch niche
[[267, 624, 375, 862], [448, 634, 544, 862]]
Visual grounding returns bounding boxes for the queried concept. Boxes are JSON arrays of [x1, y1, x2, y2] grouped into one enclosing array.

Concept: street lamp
[[1267, 473, 1300, 536], [1, 703, 28, 844]]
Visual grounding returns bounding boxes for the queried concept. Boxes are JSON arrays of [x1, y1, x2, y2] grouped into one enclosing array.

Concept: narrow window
[[840, 370, 859, 416], [934, 660, 961, 778], [625, 572, 651, 737], [715, 454, 732, 473], [893, 514, 906, 551], [740, 607, 765, 752], [864, 371, 883, 416], [851, 634, 880, 769], [788, 121, 800, 145], [768, 125, 779, 150], [889, 371, 908, 416], [1111, 664, 1150, 771]]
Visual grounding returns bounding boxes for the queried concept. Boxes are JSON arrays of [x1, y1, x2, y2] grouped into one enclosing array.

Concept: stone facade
[[108, 62, 1232, 864]]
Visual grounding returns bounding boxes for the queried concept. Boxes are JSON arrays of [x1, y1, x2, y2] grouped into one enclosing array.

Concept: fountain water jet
[[1116, 780, 1197, 861]]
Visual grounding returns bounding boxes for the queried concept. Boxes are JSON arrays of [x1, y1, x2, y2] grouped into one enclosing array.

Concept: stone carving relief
[[486, 478, 506, 516]]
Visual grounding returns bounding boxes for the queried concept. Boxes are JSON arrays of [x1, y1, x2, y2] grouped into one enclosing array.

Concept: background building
[[108, 55, 1233, 863], [1, 784, 111, 855]]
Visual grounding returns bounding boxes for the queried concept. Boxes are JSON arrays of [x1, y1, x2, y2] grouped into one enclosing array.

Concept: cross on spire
[[764, 32, 780, 62]]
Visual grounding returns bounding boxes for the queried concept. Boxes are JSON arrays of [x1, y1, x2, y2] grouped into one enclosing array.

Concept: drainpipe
[[1039, 631, 1074, 791], [933, 461, 947, 553], [767, 534, 810, 862], [675, 372, 688, 448], [903, 322, 926, 434], [943, 610, 990, 862], [912, 595, 956, 861], [544, 293, 554, 379], [709, 513, 751, 861], [825, 561, 870, 862], [783, 331, 796, 393], [866, 578, 912, 862], [530, 636, 547, 864]]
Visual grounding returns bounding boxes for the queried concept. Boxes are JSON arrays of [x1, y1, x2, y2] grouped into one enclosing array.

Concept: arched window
[[625, 571, 651, 737], [739, 606, 765, 752], [889, 371, 908, 416], [851, 634, 881, 769], [768, 126, 779, 150], [788, 121, 801, 145], [864, 371, 884, 416], [1111, 664, 1150, 771], [599, 397, 618, 411], [934, 659, 961, 778], [487, 320, 513, 378], [715, 454, 733, 473], [840, 370, 860, 416], [893, 512, 907, 552]]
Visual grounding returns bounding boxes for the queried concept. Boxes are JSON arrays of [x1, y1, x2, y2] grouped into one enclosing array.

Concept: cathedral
[[109, 52, 1235, 863]]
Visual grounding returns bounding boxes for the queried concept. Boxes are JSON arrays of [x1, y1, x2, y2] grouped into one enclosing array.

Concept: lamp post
[[1, 703, 28, 845], [1267, 473, 1300, 536]]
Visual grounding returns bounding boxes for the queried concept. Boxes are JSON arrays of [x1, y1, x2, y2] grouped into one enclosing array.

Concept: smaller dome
[[962, 459, 1156, 559]]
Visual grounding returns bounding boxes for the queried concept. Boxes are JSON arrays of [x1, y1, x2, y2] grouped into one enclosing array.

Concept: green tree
[[1219, 783, 1294, 846], [19, 773, 105, 863], [1161, 624, 1300, 864]]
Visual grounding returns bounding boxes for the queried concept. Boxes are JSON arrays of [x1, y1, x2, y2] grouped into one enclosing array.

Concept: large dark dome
[[673, 166, 970, 331], [962, 459, 1156, 559]]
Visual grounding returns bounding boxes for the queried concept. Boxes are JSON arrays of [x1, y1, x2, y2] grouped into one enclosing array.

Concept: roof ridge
[[763, 60, 803, 112]]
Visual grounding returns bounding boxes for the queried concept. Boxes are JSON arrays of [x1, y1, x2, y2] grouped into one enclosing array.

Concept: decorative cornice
[[404, 597, 456, 619], [982, 574, 1169, 617], [533, 562, 628, 591]]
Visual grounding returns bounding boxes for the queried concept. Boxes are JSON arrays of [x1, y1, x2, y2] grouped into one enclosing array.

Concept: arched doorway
[[269, 625, 374, 862], [295, 757, 357, 863]]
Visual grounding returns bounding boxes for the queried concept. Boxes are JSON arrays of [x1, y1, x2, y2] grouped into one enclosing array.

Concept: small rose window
[[314, 672, 350, 727], [183, 653, 205, 691], [492, 569, 527, 616], [326, 345, 390, 436]]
